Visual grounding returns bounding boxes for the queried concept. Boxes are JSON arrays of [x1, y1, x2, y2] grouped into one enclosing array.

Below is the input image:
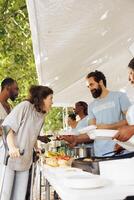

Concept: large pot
[[73, 144, 94, 158]]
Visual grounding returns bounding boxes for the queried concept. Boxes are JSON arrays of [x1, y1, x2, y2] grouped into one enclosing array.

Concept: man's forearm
[[106, 120, 128, 130], [76, 134, 90, 144], [97, 120, 128, 130]]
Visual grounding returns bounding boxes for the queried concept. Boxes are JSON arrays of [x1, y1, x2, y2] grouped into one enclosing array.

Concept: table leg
[[40, 170, 42, 200], [45, 179, 50, 200]]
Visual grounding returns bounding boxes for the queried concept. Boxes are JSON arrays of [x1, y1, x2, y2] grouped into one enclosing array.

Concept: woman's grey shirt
[[2, 101, 45, 171]]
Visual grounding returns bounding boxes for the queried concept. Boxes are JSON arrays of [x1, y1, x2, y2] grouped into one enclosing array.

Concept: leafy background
[[0, 0, 63, 132]]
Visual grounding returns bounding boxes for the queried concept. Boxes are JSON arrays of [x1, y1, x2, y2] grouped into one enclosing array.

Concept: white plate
[[78, 125, 96, 133], [47, 166, 82, 176], [63, 170, 94, 179], [89, 129, 117, 140], [63, 174, 110, 189], [55, 167, 82, 177], [55, 167, 82, 172]]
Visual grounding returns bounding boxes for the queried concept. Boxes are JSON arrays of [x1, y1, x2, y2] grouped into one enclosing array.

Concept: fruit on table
[[57, 155, 71, 161], [45, 151, 58, 158], [45, 151, 73, 167], [46, 157, 59, 167], [45, 151, 66, 158]]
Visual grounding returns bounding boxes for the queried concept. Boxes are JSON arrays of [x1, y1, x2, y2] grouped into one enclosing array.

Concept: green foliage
[[0, 0, 63, 131], [44, 107, 63, 132], [0, 0, 38, 104]]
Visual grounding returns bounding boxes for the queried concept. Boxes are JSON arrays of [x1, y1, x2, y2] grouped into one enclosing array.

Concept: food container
[[73, 146, 92, 158], [73, 143, 94, 158], [72, 152, 134, 175]]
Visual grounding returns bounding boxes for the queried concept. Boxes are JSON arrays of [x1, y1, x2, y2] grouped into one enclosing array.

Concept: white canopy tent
[[26, 0, 134, 107]]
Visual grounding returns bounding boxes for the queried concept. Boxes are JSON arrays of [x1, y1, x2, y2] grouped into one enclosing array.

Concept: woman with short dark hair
[[1, 85, 53, 200]]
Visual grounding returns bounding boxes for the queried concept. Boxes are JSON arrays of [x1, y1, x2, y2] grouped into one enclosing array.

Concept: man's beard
[[10, 96, 16, 101], [10, 93, 17, 101], [129, 79, 134, 85], [130, 81, 134, 85], [91, 86, 102, 98]]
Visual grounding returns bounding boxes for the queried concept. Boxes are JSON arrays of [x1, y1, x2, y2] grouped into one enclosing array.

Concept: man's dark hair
[[1, 77, 16, 91], [68, 113, 76, 121], [76, 101, 88, 116], [128, 58, 134, 70], [28, 85, 53, 113], [86, 70, 107, 87]]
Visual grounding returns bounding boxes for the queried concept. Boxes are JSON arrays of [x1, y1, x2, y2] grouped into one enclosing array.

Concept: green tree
[[0, 0, 63, 131], [0, 0, 38, 104], [44, 107, 63, 132]]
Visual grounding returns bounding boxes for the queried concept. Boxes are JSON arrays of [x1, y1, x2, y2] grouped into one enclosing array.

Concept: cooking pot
[[73, 144, 94, 158]]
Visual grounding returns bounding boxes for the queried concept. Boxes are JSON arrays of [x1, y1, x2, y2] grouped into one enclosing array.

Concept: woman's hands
[[7, 129, 21, 159], [9, 146, 20, 158], [38, 135, 51, 143], [34, 147, 42, 154]]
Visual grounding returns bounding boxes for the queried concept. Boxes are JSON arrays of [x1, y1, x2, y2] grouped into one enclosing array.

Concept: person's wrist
[[8, 144, 16, 150]]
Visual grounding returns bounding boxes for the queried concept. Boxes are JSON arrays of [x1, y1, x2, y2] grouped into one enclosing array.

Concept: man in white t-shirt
[[0, 77, 19, 189], [0, 77, 19, 135]]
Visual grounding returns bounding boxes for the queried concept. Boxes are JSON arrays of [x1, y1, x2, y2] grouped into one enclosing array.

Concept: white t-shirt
[[0, 103, 8, 147], [76, 116, 89, 131], [126, 104, 134, 125], [67, 116, 89, 135], [0, 103, 8, 123]]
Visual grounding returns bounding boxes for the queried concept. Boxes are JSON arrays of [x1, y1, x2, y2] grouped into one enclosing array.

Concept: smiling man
[[86, 70, 131, 156], [61, 70, 131, 156]]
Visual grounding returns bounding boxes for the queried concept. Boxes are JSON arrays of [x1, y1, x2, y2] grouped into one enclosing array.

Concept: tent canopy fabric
[[26, 0, 134, 106]]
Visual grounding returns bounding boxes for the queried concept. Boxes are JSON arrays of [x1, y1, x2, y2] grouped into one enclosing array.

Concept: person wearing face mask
[[60, 70, 131, 157], [0, 85, 53, 200], [113, 58, 134, 142]]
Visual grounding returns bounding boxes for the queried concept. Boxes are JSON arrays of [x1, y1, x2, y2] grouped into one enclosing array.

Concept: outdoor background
[[0, 0, 64, 132]]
